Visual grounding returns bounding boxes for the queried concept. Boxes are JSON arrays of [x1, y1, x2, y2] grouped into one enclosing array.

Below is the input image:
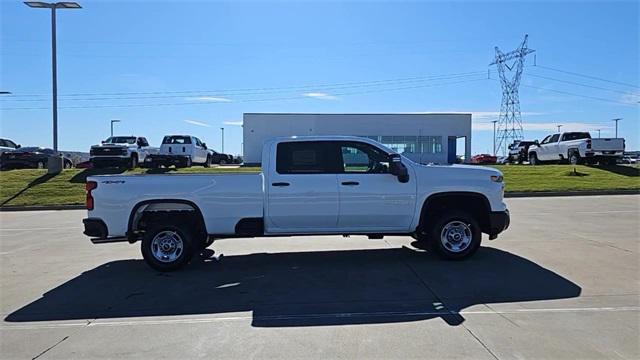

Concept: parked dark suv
[[508, 140, 536, 164]]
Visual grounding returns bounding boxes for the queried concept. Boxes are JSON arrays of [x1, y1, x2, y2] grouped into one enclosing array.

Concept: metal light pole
[[110, 119, 121, 137], [557, 125, 562, 133], [24, 2, 82, 153], [612, 118, 622, 138], [596, 129, 601, 138], [491, 120, 497, 156], [220, 127, 225, 153]]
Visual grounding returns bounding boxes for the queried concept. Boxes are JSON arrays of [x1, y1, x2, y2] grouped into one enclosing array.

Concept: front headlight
[[490, 175, 503, 183]]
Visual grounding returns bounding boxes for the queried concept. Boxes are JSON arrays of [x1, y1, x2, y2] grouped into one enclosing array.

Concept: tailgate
[[159, 144, 187, 155], [591, 138, 624, 152]]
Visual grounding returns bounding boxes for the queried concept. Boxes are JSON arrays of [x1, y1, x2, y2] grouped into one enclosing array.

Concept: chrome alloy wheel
[[151, 231, 184, 263], [440, 221, 473, 253]]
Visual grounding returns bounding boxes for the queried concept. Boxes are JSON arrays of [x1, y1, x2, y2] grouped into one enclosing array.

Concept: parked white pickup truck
[[144, 135, 212, 168], [90, 136, 158, 169], [528, 132, 625, 165], [83, 136, 510, 271]]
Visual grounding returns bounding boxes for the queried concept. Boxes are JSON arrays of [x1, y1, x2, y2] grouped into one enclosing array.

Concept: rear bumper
[[487, 210, 510, 240], [585, 151, 623, 157], [83, 218, 108, 238], [146, 154, 189, 166], [83, 218, 128, 244]]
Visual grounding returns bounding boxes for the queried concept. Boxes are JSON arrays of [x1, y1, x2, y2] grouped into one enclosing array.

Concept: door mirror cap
[[16, 144, 21, 149], [202, 143, 207, 149], [534, 140, 540, 145], [389, 154, 409, 183]]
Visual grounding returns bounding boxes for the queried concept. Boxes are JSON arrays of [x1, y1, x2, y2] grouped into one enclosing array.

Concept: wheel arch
[[419, 191, 492, 235], [127, 199, 207, 240]]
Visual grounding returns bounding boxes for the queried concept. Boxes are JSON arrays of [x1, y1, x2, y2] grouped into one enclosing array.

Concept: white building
[[242, 113, 471, 165]]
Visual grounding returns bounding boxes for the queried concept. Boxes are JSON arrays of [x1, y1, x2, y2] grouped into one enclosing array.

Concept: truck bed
[[88, 173, 264, 237]]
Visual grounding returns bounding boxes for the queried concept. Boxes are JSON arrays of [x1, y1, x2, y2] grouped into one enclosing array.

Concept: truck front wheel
[[129, 154, 138, 169], [429, 211, 481, 260], [141, 225, 196, 271]]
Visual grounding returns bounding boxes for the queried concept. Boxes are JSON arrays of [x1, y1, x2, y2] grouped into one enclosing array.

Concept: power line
[[0, 77, 488, 111], [526, 73, 639, 96], [535, 64, 639, 89], [2, 71, 487, 99], [0, 73, 486, 103], [520, 83, 634, 105]]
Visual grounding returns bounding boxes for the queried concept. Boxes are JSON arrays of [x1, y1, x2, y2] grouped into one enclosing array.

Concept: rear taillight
[[86, 181, 97, 210], [586, 139, 592, 149]]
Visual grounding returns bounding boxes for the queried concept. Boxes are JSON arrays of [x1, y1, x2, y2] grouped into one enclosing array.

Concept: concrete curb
[[0, 190, 638, 211], [505, 189, 640, 198], [0, 204, 84, 212]]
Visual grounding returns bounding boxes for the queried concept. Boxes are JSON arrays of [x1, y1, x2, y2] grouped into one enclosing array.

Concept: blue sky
[[1, 0, 638, 155]]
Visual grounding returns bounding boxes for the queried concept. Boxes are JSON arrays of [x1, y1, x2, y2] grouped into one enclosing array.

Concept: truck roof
[[264, 135, 397, 153]]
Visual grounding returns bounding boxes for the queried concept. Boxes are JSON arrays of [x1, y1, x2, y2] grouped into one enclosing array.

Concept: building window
[[357, 135, 442, 154]]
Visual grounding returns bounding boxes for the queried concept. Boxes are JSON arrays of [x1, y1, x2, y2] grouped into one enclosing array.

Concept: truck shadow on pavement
[[5, 247, 581, 327]]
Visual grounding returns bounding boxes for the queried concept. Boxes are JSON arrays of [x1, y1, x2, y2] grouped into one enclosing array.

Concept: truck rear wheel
[[429, 211, 481, 260], [129, 154, 138, 169], [141, 225, 196, 271]]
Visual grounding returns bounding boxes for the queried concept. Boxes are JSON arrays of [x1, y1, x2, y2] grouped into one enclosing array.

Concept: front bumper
[[487, 210, 510, 240]]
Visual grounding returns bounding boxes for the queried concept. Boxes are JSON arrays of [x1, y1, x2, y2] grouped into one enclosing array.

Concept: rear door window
[[276, 141, 338, 174]]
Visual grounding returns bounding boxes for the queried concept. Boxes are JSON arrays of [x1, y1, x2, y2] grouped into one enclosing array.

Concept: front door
[[266, 141, 339, 232], [335, 141, 416, 231]]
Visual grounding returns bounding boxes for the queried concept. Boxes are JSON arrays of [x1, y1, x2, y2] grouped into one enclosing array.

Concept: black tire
[[129, 154, 138, 169], [184, 157, 192, 168], [219, 159, 227, 165], [203, 155, 211, 168], [64, 160, 72, 169], [569, 152, 580, 165], [529, 153, 539, 165], [141, 225, 196, 272], [428, 210, 482, 260]]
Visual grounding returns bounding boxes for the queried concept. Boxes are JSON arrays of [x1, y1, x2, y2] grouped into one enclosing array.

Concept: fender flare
[[127, 199, 206, 236]]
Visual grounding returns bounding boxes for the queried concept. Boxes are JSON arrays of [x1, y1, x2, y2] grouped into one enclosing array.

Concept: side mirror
[[16, 144, 21, 149], [101, 140, 105, 144], [534, 140, 539, 145], [202, 143, 207, 149], [389, 154, 409, 183]]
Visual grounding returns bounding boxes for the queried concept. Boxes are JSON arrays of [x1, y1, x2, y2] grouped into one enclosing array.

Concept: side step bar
[[90, 237, 128, 244]]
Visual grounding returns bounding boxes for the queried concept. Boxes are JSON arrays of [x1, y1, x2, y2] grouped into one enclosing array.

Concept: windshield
[[104, 136, 136, 144]]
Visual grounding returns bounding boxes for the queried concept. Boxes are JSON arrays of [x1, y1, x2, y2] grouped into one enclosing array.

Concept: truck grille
[[91, 147, 126, 156]]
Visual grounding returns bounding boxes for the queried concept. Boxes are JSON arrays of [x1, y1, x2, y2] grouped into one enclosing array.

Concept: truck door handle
[[272, 182, 290, 187], [341, 181, 359, 186]]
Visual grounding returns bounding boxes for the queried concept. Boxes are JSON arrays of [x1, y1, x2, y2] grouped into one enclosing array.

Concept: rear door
[[335, 141, 416, 231], [266, 141, 339, 232]]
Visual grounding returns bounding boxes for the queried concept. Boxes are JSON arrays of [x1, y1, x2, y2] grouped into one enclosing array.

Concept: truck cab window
[[549, 134, 560, 143], [276, 141, 334, 174], [339, 142, 389, 173]]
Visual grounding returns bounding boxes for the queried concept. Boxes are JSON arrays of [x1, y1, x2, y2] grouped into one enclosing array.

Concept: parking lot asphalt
[[0, 195, 638, 359]]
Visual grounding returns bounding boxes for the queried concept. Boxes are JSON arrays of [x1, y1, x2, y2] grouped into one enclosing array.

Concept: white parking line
[[2, 306, 638, 330]]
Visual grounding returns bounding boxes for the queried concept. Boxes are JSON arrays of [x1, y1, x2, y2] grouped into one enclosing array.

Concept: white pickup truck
[[528, 132, 625, 165], [90, 136, 158, 169], [144, 135, 212, 168], [83, 136, 510, 271]]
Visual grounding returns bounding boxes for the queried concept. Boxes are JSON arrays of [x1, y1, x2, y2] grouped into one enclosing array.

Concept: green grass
[[490, 164, 639, 192], [0, 165, 637, 207], [0, 166, 261, 207]]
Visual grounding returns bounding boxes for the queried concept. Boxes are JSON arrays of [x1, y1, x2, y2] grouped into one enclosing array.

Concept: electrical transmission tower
[[490, 35, 535, 155]]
